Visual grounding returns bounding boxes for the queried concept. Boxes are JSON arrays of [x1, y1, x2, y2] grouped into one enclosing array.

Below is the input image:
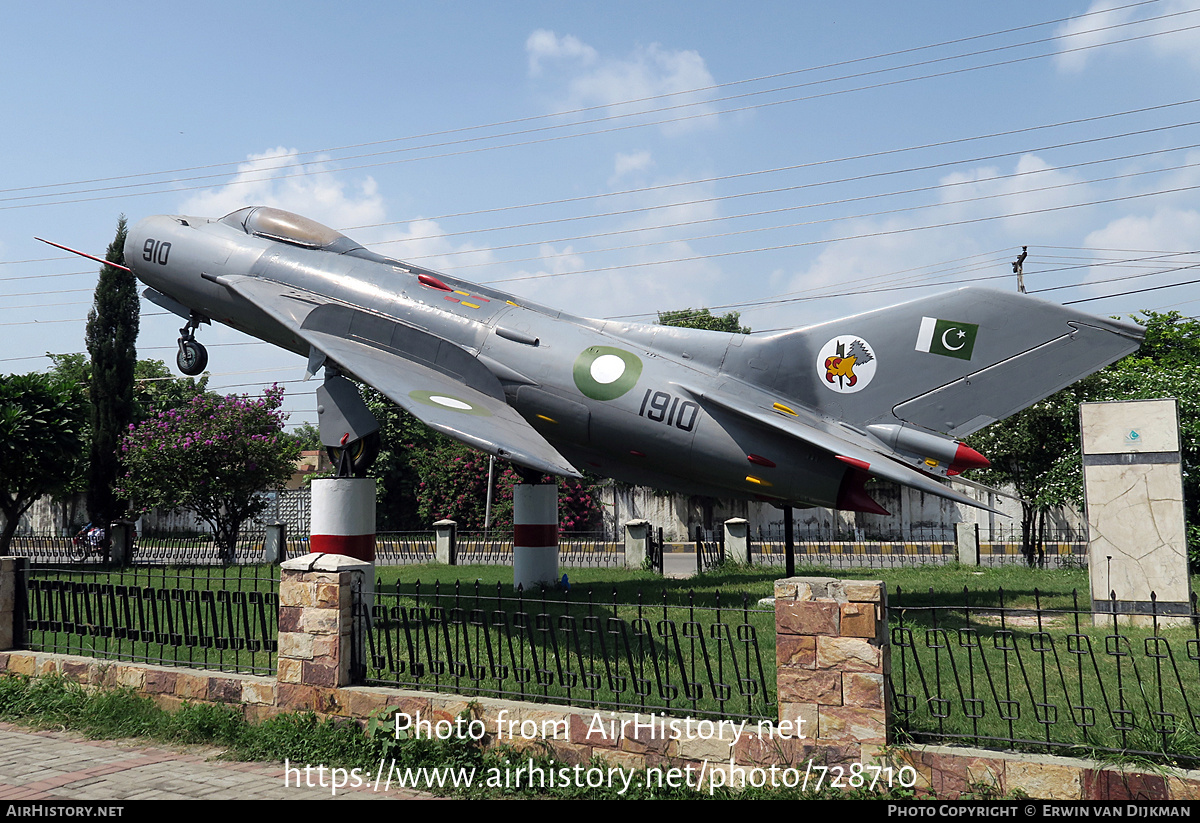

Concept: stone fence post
[[277, 553, 371, 709], [0, 557, 27, 652], [434, 519, 457, 565], [774, 576, 890, 753], [724, 518, 750, 563], [623, 519, 649, 568], [955, 522, 979, 565]]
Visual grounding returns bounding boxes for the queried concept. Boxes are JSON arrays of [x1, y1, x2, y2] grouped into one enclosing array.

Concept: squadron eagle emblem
[[817, 336, 877, 394]]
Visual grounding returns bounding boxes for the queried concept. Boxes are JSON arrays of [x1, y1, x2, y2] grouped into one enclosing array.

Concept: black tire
[[325, 431, 382, 477], [177, 339, 209, 375], [70, 538, 88, 562]]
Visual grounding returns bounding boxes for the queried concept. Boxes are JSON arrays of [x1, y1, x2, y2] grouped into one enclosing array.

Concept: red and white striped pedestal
[[310, 478, 376, 562], [513, 483, 558, 590]]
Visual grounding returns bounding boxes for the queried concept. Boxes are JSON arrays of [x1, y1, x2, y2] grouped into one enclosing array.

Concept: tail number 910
[[638, 389, 699, 431], [143, 239, 171, 265]]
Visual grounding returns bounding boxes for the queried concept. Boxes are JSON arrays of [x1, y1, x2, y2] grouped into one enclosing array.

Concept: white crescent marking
[[941, 328, 965, 351]]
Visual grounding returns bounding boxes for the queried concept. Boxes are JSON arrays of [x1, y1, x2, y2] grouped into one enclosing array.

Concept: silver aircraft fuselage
[[125, 207, 1144, 514]]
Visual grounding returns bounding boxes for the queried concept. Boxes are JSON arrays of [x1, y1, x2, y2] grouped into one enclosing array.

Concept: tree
[[967, 387, 1085, 566], [85, 216, 138, 532], [0, 373, 87, 553], [410, 443, 601, 531], [290, 422, 322, 452], [47, 353, 212, 423], [117, 385, 300, 560], [132, 359, 211, 419], [656, 307, 751, 334]]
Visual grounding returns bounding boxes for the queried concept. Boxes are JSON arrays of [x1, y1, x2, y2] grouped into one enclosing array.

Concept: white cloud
[[612, 150, 653, 180], [1083, 207, 1200, 256], [936, 154, 1086, 236], [177, 147, 386, 231], [1055, 0, 1200, 72], [1067, 207, 1200, 306], [527, 32, 718, 135], [526, 29, 597, 76], [473, 181, 727, 318]]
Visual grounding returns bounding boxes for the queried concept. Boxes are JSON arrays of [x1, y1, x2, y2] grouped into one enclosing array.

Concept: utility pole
[[1012, 246, 1029, 294]]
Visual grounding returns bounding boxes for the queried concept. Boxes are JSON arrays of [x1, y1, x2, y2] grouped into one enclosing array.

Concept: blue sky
[[4, 1, 1199, 427]]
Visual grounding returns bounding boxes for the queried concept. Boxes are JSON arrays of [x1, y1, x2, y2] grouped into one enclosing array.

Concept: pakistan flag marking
[[915, 317, 979, 360]]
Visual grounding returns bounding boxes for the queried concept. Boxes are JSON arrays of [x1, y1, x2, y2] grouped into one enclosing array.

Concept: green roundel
[[573, 346, 643, 401], [408, 390, 492, 416]]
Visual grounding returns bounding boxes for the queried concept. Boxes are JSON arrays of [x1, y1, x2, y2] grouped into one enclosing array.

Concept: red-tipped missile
[[948, 442, 991, 475], [866, 423, 990, 475]]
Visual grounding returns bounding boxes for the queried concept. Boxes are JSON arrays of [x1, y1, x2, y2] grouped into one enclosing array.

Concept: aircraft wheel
[[326, 431, 381, 477], [177, 339, 209, 375]]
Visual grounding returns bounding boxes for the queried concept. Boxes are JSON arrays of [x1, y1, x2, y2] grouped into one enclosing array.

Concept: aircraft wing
[[212, 275, 581, 478], [676, 383, 1002, 513]]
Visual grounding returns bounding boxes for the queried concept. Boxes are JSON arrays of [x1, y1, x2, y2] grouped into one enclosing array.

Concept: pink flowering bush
[[117, 385, 299, 559], [411, 440, 602, 532]]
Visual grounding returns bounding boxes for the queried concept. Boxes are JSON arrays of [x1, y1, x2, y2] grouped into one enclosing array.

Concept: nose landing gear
[[176, 314, 209, 376]]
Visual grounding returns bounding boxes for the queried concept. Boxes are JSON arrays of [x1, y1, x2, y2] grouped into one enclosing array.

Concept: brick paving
[[0, 722, 440, 801]]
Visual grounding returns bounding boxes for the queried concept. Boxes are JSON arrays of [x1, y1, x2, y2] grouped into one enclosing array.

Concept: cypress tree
[[85, 216, 137, 533]]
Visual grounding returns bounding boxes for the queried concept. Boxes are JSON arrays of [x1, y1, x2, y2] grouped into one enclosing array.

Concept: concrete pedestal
[[513, 483, 558, 589], [310, 477, 376, 563]]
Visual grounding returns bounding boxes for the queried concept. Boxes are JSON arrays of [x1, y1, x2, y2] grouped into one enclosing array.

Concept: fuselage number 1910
[[637, 389, 699, 432]]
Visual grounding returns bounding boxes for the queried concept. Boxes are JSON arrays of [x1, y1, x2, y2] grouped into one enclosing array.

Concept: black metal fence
[[21, 564, 279, 675], [648, 527, 664, 575], [451, 532, 622, 567], [374, 532, 436, 564], [360, 580, 776, 721], [889, 586, 1200, 766], [748, 526, 1086, 570], [4, 532, 302, 566], [694, 527, 725, 572]]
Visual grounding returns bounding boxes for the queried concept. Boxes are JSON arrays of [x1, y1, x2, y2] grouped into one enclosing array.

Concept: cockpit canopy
[[219, 207, 365, 254]]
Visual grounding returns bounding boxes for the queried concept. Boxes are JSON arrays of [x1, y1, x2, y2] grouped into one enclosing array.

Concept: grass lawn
[[21, 558, 1200, 767]]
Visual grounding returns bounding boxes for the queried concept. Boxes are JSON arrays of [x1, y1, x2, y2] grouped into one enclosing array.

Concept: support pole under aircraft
[[784, 506, 795, 578], [513, 482, 558, 590]]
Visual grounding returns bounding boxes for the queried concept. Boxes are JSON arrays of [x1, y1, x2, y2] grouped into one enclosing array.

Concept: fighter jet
[[57, 206, 1144, 515]]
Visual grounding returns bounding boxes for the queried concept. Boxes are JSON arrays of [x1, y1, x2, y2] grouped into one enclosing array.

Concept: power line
[[425, 151, 1200, 272], [483, 179, 1200, 285], [0, 0, 1170, 202], [6, 14, 1200, 213]]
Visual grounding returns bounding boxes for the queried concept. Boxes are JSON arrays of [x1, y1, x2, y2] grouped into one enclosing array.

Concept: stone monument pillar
[[1081, 398, 1191, 626]]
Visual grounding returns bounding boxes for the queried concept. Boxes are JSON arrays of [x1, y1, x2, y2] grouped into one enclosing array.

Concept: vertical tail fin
[[733, 287, 1143, 437]]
